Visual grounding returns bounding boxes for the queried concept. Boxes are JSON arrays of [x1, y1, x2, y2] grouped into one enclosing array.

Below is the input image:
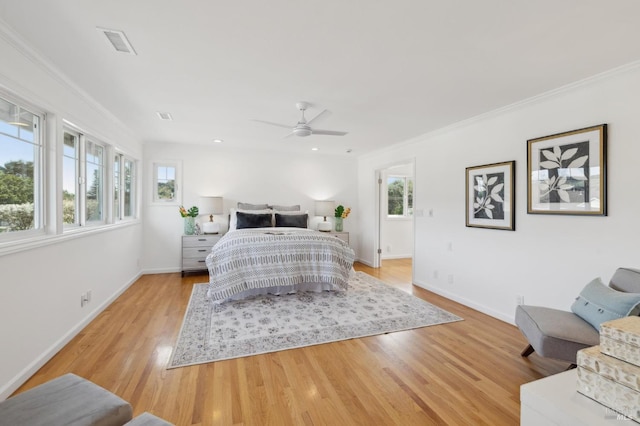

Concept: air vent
[[156, 112, 173, 121], [97, 27, 137, 55]]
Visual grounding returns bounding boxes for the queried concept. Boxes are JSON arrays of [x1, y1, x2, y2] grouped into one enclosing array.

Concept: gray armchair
[[515, 267, 640, 367]]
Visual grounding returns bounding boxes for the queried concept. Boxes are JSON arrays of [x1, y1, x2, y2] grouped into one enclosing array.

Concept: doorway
[[375, 160, 415, 269]]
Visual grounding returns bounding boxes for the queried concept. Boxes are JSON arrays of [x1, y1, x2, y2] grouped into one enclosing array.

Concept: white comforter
[[205, 227, 355, 302]]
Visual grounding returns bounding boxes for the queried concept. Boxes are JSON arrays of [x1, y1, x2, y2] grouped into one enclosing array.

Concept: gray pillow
[[571, 277, 640, 331], [270, 204, 301, 211], [237, 202, 269, 210], [275, 213, 308, 228], [236, 212, 272, 229]]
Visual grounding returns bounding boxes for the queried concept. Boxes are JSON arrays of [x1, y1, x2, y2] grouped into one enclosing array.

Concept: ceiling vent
[[156, 112, 173, 121], [97, 27, 137, 55]]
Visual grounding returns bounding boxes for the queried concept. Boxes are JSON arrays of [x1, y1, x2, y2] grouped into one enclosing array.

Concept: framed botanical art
[[527, 124, 607, 215], [465, 161, 515, 231]]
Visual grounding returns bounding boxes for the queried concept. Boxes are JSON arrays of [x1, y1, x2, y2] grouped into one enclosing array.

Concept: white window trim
[[151, 160, 182, 205], [386, 175, 414, 219]]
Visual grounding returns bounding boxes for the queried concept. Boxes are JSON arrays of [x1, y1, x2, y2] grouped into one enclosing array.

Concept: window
[[63, 128, 107, 227], [85, 140, 104, 223], [152, 161, 180, 204], [114, 153, 136, 220], [0, 96, 42, 235], [387, 176, 414, 217]]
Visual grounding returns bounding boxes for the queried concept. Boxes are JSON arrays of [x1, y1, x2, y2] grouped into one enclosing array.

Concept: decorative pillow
[[229, 208, 273, 231], [237, 202, 270, 210], [235, 212, 273, 229], [571, 277, 640, 331], [269, 204, 300, 211], [275, 213, 308, 228]]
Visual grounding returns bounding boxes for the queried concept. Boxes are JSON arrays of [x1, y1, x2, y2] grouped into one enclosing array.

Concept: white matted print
[[527, 124, 607, 215], [465, 161, 515, 231]]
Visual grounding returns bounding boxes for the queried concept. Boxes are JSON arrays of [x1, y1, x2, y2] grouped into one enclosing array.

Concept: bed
[[205, 207, 355, 303]]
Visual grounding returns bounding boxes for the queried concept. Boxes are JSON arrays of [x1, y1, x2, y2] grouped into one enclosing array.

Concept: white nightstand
[[182, 234, 221, 276], [327, 231, 349, 245]]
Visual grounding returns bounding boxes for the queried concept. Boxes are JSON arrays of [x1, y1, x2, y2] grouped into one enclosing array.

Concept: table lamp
[[315, 200, 335, 232], [199, 196, 223, 234]]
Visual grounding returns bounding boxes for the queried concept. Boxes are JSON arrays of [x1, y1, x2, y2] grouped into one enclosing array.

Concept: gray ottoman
[[0, 373, 133, 426]]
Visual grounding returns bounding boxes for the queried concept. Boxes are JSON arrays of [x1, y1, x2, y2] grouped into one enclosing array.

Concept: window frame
[[0, 92, 45, 241], [151, 160, 181, 205], [386, 175, 414, 219], [114, 153, 137, 221]]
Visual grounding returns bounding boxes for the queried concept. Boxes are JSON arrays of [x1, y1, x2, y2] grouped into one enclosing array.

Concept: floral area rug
[[168, 271, 462, 368]]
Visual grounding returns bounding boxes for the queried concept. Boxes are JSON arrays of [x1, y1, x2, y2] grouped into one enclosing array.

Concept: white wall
[[142, 142, 359, 273], [358, 63, 640, 323], [0, 24, 143, 398]]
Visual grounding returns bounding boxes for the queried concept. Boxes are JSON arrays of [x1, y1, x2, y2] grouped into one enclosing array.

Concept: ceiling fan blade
[[306, 109, 329, 126], [283, 131, 296, 139], [251, 119, 292, 130], [311, 129, 348, 136]]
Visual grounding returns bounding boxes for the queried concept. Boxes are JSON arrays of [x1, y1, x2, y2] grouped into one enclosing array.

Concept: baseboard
[[0, 270, 143, 400], [141, 267, 182, 275], [355, 258, 374, 268], [413, 279, 515, 325], [381, 255, 412, 260]]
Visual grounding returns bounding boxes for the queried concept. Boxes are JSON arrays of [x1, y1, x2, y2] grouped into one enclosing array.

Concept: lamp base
[[202, 222, 219, 234], [317, 221, 331, 232]]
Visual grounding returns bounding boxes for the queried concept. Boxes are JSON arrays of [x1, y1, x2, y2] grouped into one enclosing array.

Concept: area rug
[[168, 271, 462, 368]]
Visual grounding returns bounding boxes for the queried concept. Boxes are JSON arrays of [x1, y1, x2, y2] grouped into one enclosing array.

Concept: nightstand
[[327, 231, 349, 245], [182, 234, 221, 276]]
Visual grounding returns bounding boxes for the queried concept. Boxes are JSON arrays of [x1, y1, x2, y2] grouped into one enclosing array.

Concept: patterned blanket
[[206, 228, 355, 302]]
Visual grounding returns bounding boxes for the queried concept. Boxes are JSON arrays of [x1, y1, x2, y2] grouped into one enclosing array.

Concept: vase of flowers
[[179, 205, 199, 235], [334, 205, 351, 232]]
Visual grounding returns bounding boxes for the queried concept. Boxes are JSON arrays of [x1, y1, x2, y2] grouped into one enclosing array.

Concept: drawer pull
[[198, 260, 206, 263], [198, 238, 207, 241], [198, 249, 207, 252]]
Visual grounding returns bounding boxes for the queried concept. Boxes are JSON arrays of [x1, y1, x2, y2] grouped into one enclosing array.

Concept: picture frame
[[465, 160, 515, 231], [527, 124, 607, 215]]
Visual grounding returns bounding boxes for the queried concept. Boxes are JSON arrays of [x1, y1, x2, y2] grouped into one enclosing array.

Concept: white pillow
[[229, 208, 273, 231]]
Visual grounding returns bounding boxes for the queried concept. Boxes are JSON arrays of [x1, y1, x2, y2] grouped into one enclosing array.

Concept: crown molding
[[0, 17, 138, 141], [359, 60, 640, 160]]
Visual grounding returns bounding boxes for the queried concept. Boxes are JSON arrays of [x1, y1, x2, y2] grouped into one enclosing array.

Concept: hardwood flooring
[[14, 259, 568, 425]]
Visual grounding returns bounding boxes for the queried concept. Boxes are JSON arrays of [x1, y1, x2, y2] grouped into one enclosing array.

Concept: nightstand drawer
[[182, 258, 209, 269], [183, 235, 219, 248], [183, 247, 211, 258]]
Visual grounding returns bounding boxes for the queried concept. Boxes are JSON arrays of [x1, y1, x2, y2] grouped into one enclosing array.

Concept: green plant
[[334, 205, 351, 218], [179, 205, 199, 217]]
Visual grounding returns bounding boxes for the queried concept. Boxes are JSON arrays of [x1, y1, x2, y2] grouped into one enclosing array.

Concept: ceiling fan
[[252, 102, 348, 138]]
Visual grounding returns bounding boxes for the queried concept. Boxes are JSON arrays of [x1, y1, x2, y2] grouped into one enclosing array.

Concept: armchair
[[515, 267, 640, 367]]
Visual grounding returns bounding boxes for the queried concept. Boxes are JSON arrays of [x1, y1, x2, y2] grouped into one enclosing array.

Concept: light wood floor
[[14, 259, 568, 425]]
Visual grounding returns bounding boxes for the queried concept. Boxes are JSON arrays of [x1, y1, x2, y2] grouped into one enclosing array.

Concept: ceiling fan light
[[293, 127, 312, 137]]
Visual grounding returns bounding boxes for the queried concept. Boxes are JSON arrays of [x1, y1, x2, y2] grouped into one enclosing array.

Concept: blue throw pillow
[[571, 277, 640, 331]]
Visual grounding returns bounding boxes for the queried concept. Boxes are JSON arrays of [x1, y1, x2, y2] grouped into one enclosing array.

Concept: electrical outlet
[[387, 245, 392, 252], [516, 295, 524, 305], [80, 292, 88, 307], [433, 270, 439, 279], [447, 274, 454, 284]]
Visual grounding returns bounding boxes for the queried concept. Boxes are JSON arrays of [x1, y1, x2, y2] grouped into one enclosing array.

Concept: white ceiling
[[2, 1, 640, 156]]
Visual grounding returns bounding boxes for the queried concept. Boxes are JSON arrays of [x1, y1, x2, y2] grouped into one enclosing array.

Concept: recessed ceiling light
[[212, 139, 223, 143], [311, 147, 318, 151], [96, 27, 137, 55], [156, 112, 172, 121]]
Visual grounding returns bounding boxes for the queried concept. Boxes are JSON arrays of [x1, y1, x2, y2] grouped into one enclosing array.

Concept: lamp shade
[[315, 200, 334, 232], [315, 200, 335, 218], [199, 196, 223, 234], [199, 196, 223, 215]]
